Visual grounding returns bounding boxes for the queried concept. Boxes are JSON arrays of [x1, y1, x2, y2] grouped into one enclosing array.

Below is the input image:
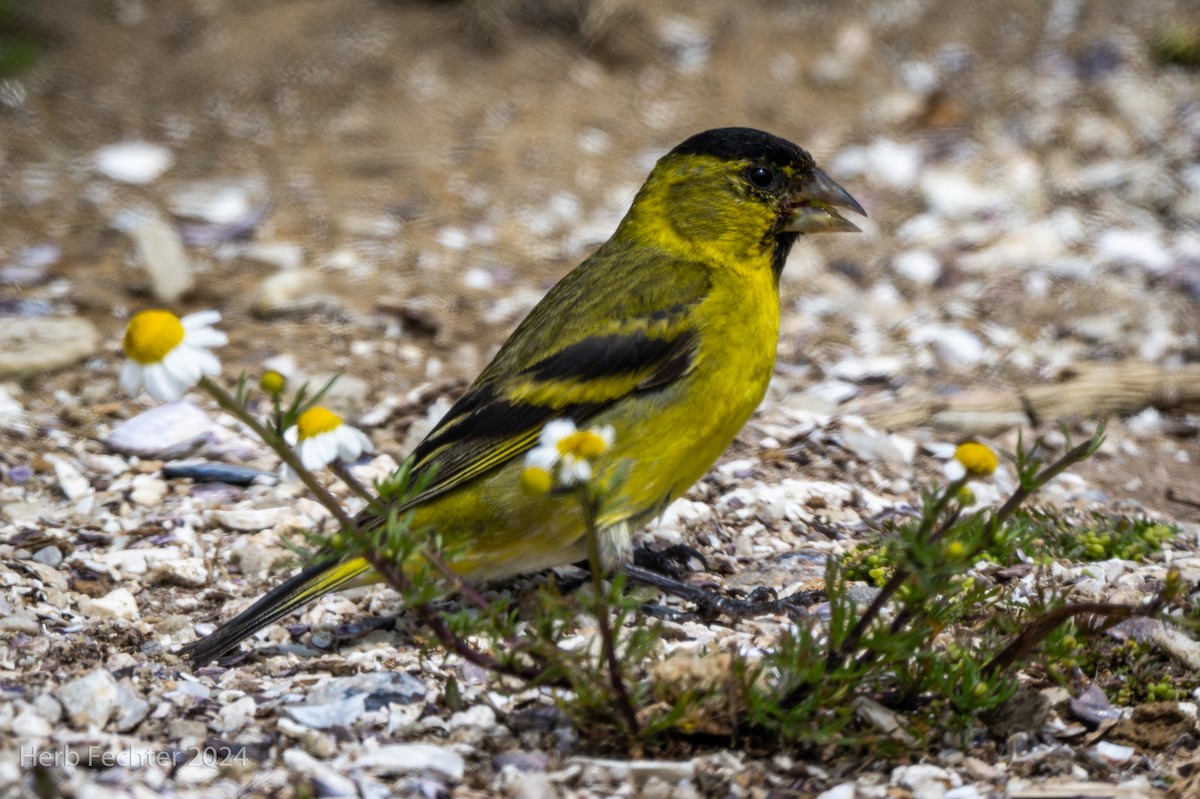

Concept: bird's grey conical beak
[[785, 167, 866, 234]]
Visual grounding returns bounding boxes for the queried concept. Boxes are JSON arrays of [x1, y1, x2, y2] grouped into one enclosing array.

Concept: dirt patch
[[1110, 703, 1198, 751]]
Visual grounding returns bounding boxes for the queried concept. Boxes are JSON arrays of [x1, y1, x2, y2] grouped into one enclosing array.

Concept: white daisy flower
[[521, 419, 615, 493], [120, 309, 227, 402], [281, 406, 372, 482], [942, 440, 1000, 482]]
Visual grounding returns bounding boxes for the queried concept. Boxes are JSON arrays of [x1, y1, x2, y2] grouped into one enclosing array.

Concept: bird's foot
[[631, 543, 709, 579], [622, 563, 824, 622]]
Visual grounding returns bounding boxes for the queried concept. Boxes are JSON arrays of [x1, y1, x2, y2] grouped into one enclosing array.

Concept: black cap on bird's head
[[670, 127, 816, 169], [666, 126, 866, 236]]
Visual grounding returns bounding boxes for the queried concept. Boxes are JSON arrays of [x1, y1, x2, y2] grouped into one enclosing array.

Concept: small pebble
[[129, 474, 169, 506], [1094, 740, 1136, 765], [571, 757, 695, 786], [892, 763, 959, 799], [210, 507, 291, 532], [284, 749, 359, 797], [169, 179, 262, 224], [892, 250, 942, 285], [150, 558, 209, 588], [31, 545, 63, 569], [77, 587, 140, 621], [115, 681, 152, 733], [0, 317, 100, 379], [163, 461, 275, 486], [0, 243, 59, 286], [1095, 229, 1172, 274], [12, 708, 53, 738], [350, 743, 465, 781], [57, 670, 120, 728], [252, 269, 336, 317]]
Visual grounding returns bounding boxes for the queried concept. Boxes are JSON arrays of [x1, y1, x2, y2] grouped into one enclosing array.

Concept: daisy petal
[[322, 438, 341, 466], [596, 425, 616, 448], [144, 365, 180, 402], [163, 347, 200, 386], [562, 458, 591, 486], [163, 366, 194, 400], [540, 419, 577, 446], [336, 427, 371, 461], [316, 431, 339, 466], [181, 310, 222, 329], [298, 438, 324, 470], [192, 346, 221, 377], [119, 361, 144, 396], [525, 446, 559, 472], [187, 328, 229, 348]]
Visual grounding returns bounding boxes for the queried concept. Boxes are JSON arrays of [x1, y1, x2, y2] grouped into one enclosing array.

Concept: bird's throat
[[771, 231, 800, 281]]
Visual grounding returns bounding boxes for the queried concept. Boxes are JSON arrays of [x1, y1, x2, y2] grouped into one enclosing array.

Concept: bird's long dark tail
[[182, 556, 374, 667]]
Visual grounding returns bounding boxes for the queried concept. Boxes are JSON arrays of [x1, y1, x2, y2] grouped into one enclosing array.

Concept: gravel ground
[[1, 1, 1199, 797]]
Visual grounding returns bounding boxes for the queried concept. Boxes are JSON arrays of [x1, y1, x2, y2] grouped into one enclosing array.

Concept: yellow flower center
[[123, 310, 185, 364], [260, 370, 287, 397], [520, 466, 553, 495], [555, 430, 608, 461], [296, 406, 342, 440], [954, 441, 998, 477]]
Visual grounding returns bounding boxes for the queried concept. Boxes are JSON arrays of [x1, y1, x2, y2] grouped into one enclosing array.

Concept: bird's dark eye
[[746, 166, 774, 189]]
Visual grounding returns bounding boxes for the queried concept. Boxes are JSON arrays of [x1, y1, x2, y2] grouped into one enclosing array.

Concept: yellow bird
[[185, 127, 864, 666]]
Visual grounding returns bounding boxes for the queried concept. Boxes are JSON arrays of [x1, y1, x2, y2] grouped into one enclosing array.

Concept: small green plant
[[1065, 638, 1185, 705], [844, 504, 1178, 591], [734, 433, 1186, 750], [1015, 509, 1179, 563]]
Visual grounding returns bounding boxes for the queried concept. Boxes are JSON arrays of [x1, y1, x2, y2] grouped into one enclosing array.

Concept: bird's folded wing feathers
[[397, 314, 698, 509]]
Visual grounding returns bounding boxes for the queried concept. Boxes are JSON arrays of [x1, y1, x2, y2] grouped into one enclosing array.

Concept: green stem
[[329, 460, 389, 518], [422, 548, 496, 614], [982, 597, 1163, 677], [980, 434, 1098, 545], [784, 432, 1104, 711], [826, 477, 967, 668], [361, 546, 556, 684], [579, 485, 641, 741], [326, 465, 495, 615], [271, 394, 284, 436]]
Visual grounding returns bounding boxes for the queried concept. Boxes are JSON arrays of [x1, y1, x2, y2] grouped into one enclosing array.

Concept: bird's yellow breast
[[607, 249, 780, 511], [407, 249, 782, 581]]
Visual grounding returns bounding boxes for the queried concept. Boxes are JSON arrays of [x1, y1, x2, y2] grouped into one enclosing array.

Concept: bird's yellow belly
[[406, 286, 779, 581]]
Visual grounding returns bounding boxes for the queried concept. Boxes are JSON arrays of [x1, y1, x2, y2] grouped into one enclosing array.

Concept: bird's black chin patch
[[771, 231, 801, 279]]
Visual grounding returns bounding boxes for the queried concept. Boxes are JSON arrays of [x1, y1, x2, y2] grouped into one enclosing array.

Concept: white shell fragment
[[107, 401, 215, 458], [93, 141, 174, 184]]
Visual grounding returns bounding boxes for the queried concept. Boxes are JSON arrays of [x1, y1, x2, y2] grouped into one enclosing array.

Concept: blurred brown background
[[1, 0, 1198, 508]]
